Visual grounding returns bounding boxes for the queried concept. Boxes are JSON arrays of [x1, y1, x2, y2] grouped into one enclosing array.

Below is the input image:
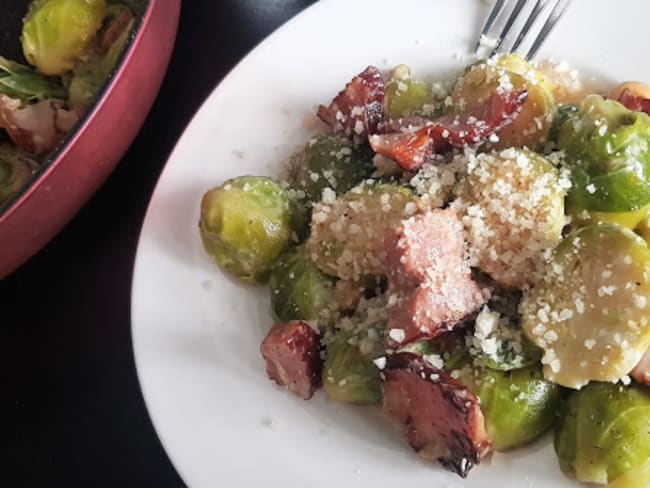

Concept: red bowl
[[0, 0, 181, 279]]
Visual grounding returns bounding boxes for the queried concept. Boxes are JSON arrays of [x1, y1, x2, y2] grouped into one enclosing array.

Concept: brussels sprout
[[459, 148, 566, 288], [521, 225, 650, 389], [323, 330, 382, 405], [68, 7, 134, 108], [555, 382, 650, 485], [307, 182, 418, 281], [558, 95, 650, 214], [477, 365, 561, 451], [434, 340, 561, 451], [0, 145, 35, 205], [385, 65, 434, 119], [269, 245, 335, 322], [199, 176, 293, 283], [452, 54, 555, 150], [286, 134, 374, 205], [22, 0, 107, 76]]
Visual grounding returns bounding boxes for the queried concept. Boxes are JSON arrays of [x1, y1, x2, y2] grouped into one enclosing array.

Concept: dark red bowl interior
[[0, 0, 181, 278]]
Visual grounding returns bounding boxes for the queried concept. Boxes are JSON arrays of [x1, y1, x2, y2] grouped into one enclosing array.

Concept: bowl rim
[[0, 0, 152, 221]]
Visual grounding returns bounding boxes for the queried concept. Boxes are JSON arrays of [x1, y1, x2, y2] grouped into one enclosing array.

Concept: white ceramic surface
[[132, 1, 650, 486]]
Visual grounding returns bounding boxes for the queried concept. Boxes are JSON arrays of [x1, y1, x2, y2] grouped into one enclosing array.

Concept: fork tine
[[526, 0, 572, 59], [473, 0, 508, 51], [488, 0, 529, 58], [510, 0, 550, 53]]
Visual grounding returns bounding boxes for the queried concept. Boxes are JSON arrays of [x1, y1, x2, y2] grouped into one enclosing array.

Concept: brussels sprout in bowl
[[0, 0, 180, 278]]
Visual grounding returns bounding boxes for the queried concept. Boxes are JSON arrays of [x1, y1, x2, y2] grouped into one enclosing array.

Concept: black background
[[1, 1, 316, 486]]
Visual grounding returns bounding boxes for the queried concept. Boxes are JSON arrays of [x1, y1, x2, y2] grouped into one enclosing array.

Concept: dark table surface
[[2, 1, 316, 486]]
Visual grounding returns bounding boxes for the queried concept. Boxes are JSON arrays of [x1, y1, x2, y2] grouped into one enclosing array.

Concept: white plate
[[132, 1, 650, 486]]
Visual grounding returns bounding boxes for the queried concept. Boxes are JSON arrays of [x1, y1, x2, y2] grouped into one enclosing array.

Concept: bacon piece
[[317, 66, 385, 143], [369, 90, 528, 170], [0, 94, 80, 156], [260, 321, 322, 400], [631, 346, 650, 386], [382, 353, 491, 477], [617, 88, 650, 116], [384, 210, 485, 348], [102, 6, 135, 51]]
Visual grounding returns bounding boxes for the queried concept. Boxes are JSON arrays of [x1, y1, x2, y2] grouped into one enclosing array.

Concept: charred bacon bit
[[369, 90, 528, 170], [631, 346, 650, 386], [384, 210, 485, 348], [0, 94, 80, 156], [260, 321, 322, 400], [617, 88, 650, 116], [382, 353, 491, 478], [317, 66, 385, 143]]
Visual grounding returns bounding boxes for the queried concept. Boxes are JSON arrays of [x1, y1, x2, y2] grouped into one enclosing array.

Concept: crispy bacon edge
[[382, 352, 491, 477], [369, 90, 528, 170], [617, 88, 650, 116], [260, 321, 322, 400], [317, 66, 385, 143]]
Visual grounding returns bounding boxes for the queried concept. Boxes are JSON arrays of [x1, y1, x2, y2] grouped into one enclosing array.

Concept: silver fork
[[475, 0, 572, 60]]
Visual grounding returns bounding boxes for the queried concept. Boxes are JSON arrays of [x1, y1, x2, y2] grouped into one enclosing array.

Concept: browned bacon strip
[[382, 353, 491, 477], [369, 90, 528, 170], [617, 88, 650, 116], [260, 321, 322, 400], [317, 66, 385, 143]]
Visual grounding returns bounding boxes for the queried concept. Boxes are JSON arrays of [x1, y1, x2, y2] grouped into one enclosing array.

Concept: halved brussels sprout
[[199, 176, 293, 283], [558, 95, 650, 214], [269, 245, 335, 322], [286, 134, 374, 205], [323, 330, 382, 405], [555, 382, 650, 485], [307, 182, 418, 281], [22, 0, 107, 76], [521, 224, 650, 389], [385, 65, 434, 119], [434, 340, 561, 452], [0, 145, 34, 205], [452, 54, 555, 150], [458, 148, 566, 288], [477, 365, 561, 451]]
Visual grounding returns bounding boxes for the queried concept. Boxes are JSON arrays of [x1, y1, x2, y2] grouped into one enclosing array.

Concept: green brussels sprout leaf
[[323, 330, 382, 405]]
